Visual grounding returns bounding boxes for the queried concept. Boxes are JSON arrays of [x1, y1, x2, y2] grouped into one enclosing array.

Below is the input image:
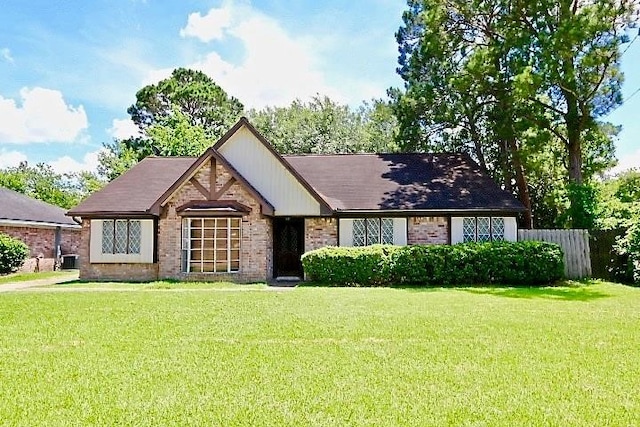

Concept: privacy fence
[[518, 229, 591, 279]]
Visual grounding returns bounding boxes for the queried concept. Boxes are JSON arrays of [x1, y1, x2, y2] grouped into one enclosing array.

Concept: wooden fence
[[518, 229, 591, 279]]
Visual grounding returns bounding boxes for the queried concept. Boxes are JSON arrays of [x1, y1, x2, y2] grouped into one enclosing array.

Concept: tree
[[248, 96, 398, 154], [0, 162, 104, 209], [128, 68, 244, 138], [99, 68, 243, 179], [392, 0, 638, 228]]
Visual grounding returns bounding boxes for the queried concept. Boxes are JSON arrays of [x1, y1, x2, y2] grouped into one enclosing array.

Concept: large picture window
[[462, 217, 505, 243], [101, 220, 141, 254], [182, 218, 241, 273], [352, 218, 394, 246]]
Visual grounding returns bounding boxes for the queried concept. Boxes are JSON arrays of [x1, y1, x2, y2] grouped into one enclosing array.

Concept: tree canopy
[[392, 0, 638, 228]]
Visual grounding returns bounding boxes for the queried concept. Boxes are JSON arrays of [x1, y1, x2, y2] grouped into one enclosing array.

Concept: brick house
[[0, 187, 81, 272], [67, 118, 526, 282]]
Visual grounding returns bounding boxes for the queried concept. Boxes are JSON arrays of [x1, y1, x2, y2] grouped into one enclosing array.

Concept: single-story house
[[0, 187, 81, 272], [67, 117, 526, 282]]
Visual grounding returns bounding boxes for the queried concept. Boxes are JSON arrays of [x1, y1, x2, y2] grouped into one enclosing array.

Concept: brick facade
[[305, 217, 337, 251], [407, 216, 449, 245], [0, 225, 81, 272], [82, 160, 273, 283]]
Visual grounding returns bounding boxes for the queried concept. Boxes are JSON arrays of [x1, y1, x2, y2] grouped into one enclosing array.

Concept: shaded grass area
[[1, 281, 640, 425], [0, 270, 78, 285]]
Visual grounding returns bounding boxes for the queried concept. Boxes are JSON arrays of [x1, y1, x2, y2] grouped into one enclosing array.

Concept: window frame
[[462, 217, 505, 243], [352, 218, 394, 246], [101, 219, 142, 255], [182, 217, 241, 274]]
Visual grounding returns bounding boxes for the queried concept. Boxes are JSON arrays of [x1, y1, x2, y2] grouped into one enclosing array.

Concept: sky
[[0, 0, 638, 176]]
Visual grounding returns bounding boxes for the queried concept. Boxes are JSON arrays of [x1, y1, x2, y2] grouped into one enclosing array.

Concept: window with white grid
[[101, 220, 141, 254], [463, 217, 476, 243], [182, 218, 241, 273], [352, 218, 394, 246], [491, 217, 505, 241]]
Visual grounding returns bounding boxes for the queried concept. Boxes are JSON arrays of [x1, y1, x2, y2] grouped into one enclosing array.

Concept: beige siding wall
[[407, 216, 449, 245], [157, 159, 273, 282], [217, 127, 321, 216], [304, 218, 338, 252]]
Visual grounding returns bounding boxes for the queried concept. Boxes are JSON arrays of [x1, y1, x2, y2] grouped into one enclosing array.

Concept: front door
[[273, 218, 304, 278]]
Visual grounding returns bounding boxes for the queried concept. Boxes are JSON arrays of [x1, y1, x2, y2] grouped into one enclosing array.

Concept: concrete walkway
[[0, 271, 79, 293]]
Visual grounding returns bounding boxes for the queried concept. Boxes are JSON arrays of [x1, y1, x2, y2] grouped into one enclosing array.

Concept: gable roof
[[67, 157, 196, 217], [284, 153, 526, 214], [0, 187, 79, 228], [214, 117, 332, 215]]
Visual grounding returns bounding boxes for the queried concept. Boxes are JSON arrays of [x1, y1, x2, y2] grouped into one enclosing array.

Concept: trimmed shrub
[[0, 233, 29, 274], [302, 241, 564, 286]]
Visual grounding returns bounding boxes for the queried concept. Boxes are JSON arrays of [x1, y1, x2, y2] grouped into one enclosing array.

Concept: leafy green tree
[[248, 96, 398, 154], [99, 68, 243, 179], [0, 162, 104, 209], [392, 0, 637, 228]]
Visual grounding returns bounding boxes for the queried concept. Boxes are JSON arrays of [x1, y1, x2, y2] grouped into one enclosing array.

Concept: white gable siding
[[217, 127, 321, 216]]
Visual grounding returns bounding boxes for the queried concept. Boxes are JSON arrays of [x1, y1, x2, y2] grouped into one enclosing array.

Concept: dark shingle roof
[[283, 153, 526, 213], [0, 187, 79, 227], [67, 157, 196, 216]]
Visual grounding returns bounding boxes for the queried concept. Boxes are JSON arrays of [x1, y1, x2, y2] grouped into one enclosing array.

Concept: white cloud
[[1, 47, 13, 63], [0, 87, 88, 144], [108, 118, 141, 140], [171, 1, 343, 108], [180, 6, 232, 42], [0, 149, 27, 168], [49, 149, 103, 175]]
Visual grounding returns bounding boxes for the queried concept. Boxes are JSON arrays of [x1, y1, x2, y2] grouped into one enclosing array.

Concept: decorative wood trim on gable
[[213, 117, 334, 215], [189, 177, 209, 199], [212, 177, 236, 200], [149, 148, 274, 216]]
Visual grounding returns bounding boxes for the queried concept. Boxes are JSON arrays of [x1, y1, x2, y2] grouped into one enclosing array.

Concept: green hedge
[[0, 233, 29, 275], [301, 241, 564, 286]]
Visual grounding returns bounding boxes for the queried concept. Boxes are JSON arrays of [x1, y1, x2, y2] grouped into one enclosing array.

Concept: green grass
[[49, 279, 269, 290], [0, 270, 78, 285], [1, 280, 639, 425]]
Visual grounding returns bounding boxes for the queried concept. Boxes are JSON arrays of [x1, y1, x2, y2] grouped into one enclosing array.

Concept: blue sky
[[0, 0, 638, 175]]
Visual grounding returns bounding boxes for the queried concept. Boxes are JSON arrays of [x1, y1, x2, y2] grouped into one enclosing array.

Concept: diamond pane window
[[353, 219, 366, 246], [183, 218, 241, 273], [463, 218, 476, 243], [102, 220, 114, 253], [381, 219, 394, 244], [491, 217, 505, 241], [114, 220, 128, 253], [128, 220, 141, 254], [366, 219, 380, 245], [477, 217, 491, 242]]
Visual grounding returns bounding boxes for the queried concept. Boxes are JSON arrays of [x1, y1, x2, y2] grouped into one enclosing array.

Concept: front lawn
[[0, 270, 78, 285], [1, 281, 639, 425]]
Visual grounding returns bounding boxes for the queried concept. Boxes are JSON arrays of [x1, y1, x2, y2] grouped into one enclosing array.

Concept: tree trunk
[[507, 137, 533, 229]]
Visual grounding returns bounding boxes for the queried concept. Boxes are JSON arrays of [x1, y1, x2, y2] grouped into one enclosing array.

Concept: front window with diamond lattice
[[462, 217, 505, 243], [352, 218, 394, 246], [101, 220, 142, 254]]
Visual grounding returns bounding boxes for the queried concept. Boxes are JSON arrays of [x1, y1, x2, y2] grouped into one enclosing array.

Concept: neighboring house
[[67, 117, 526, 282], [0, 187, 81, 272]]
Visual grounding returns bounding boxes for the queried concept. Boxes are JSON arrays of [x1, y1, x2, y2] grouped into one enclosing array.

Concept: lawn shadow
[[457, 284, 611, 302]]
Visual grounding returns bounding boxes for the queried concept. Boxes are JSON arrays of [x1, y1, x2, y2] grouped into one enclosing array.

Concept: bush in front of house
[[301, 241, 564, 286], [0, 233, 29, 274]]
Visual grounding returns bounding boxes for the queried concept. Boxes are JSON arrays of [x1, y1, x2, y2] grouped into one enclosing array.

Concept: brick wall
[[407, 216, 449, 244], [157, 160, 272, 283], [0, 224, 81, 272], [305, 217, 337, 252]]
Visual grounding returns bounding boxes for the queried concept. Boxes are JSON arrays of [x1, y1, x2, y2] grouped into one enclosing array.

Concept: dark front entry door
[[274, 218, 304, 278]]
